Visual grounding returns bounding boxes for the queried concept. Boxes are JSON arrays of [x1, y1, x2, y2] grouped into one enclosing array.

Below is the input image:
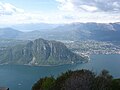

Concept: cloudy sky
[[0, 0, 120, 25]]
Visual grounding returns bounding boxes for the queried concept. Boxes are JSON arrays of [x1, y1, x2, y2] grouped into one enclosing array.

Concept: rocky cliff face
[[0, 38, 85, 66]]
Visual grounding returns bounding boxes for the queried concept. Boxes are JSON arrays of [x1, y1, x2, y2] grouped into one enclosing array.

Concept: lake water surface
[[0, 54, 120, 90]]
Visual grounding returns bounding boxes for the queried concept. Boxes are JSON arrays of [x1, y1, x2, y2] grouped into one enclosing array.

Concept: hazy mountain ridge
[[0, 22, 120, 41], [11, 23, 60, 32], [51, 22, 120, 41], [0, 38, 85, 65], [0, 28, 22, 39]]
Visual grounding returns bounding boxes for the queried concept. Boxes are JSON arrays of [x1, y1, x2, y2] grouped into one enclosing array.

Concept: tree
[[32, 69, 120, 90], [62, 70, 95, 90], [32, 76, 55, 90], [111, 79, 120, 90], [93, 70, 113, 90]]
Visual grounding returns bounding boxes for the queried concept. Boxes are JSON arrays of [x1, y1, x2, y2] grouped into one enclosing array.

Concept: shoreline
[[0, 61, 86, 67]]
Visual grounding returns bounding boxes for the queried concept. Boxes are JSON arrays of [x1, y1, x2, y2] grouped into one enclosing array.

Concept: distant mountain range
[[0, 38, 85, 65], [11, 23, 60, 32], [0, 22, 120, 66], [0, 22, 120, 41]]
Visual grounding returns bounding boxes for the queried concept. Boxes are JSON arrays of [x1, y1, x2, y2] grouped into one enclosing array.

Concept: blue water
[[0, 54, 120, 90]]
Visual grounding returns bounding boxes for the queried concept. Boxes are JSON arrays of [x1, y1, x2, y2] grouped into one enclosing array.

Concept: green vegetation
[[32, 77, 55, 90], [0, 38, 85, 65], [111, 79, 120, 90], [32, 69, 120, 90]]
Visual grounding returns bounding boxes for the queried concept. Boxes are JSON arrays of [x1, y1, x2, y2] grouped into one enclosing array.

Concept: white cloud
[[79, 5, 98, 12], [0, 2, 24, 15], [0, 2, 69, 25], [0, 1, 120, 25], [55, 0, 120, 23], [56, 0, 74, 11], [0, 2, 48, 24], [56, 0, 120, 12]]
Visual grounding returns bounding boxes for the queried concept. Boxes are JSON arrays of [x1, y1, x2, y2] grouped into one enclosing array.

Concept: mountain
[[11, 23, 60, 32], [0, 38, 85, 65], [0, 28, 22, 39], [48, 22, 120, 41], [0, 22, 120, 41], [0, 39, 29, 47]]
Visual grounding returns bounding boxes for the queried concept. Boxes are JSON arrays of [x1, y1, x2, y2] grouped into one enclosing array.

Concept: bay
[[0, 54, 120, 90]]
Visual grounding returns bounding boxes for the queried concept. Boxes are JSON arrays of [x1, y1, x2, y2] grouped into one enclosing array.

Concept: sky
[[0, 0, 120, 25]]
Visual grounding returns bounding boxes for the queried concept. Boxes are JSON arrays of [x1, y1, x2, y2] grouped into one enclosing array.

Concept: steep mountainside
[[0, 38, 85, 65]]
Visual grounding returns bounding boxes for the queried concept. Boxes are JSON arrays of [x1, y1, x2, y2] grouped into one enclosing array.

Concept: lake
[[0, 54, 120, 90]]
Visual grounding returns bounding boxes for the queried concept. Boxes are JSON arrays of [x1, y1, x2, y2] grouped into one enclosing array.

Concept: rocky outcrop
[[0, 38, 85, 66]]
